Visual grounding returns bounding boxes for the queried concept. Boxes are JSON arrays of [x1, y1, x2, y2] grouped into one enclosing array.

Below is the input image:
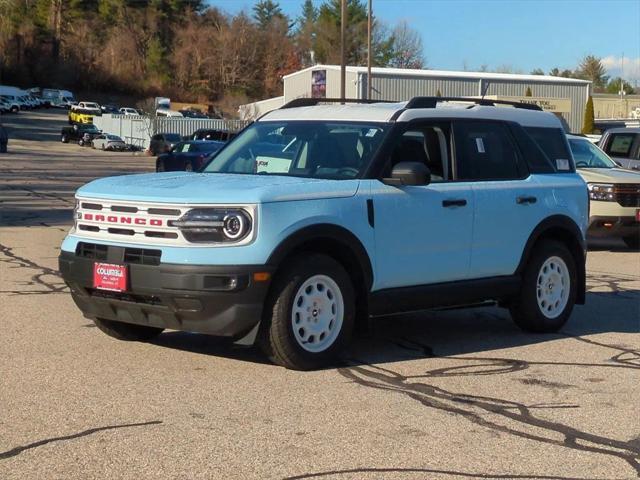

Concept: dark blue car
[[156, 140, 225, 172]]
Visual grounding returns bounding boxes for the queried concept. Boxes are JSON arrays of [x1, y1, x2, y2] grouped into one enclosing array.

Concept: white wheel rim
[[291, 274, 344, 353], [536, 256, 570, 319]]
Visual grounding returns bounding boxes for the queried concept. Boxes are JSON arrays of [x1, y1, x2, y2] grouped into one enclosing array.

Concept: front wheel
[[184, 162, 194, 172], [61, 134, 68, 143], [510, 240, 577, 333], [623, 234, 640, 250], [93, 318, 164, 342], [259, 254, 355, 370]]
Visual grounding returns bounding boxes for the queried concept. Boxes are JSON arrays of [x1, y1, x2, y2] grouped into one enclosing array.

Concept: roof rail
[[280, 98, 395, 109], [405, 96, 543, 111]]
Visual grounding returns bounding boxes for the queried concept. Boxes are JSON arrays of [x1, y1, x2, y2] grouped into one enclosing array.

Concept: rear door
[[453, 120, 547, 278]]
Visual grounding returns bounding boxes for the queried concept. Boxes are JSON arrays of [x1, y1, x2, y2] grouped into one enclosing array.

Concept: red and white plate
[[93, 262, 127, 292]]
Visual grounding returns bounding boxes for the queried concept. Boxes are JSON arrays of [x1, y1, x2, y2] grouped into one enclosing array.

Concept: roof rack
[[405, 96, 542, 111], [280, 98, 395, 109]]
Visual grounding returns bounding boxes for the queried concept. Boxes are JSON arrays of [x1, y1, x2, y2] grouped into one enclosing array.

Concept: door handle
[[516, 196, 537, 205], [442, 199, 467, 208]]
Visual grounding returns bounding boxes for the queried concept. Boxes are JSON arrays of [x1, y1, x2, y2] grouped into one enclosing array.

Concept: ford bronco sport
[[59, 97, 588, 370]]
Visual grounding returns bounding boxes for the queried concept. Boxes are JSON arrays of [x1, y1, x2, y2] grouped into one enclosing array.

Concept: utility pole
[[367, 0, 372, 100], [340, 0, 347, 102]]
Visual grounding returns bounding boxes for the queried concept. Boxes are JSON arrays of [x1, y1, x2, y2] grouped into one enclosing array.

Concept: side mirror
[[383, 162, 431, 186]]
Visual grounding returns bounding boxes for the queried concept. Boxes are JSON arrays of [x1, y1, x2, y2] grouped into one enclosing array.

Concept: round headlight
[[223, 213, 246, 239]]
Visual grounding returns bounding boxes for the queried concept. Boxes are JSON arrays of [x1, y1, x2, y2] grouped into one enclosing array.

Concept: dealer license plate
[[93, 263, 128, 292]]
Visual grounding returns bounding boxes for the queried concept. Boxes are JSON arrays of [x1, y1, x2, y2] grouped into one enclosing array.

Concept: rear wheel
[[259, 254, 355, 370], [510, 240, 577, 333], [623, 234, 640, 250], [61, 134, 68, 143], [185, 162, 194, 172], [93, 318, 163, 342]]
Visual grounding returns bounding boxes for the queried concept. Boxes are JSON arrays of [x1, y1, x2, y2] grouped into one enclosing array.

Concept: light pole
[[340, 0, 347, 102], [367, 0, 372, 100]]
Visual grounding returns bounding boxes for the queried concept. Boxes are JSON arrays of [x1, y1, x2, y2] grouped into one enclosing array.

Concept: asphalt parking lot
[[1, 110, 639, 480]]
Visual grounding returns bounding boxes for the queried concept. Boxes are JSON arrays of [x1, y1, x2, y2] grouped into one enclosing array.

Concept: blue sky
[[209, 0, 640, 83]]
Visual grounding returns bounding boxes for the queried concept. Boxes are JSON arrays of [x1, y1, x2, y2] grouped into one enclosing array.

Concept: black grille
[[76, 242, 107, 260], [614, 184, 640, 207], [124, 248, 162, 266], [87, 288, 164, 306], [148, 208, 181, 216]]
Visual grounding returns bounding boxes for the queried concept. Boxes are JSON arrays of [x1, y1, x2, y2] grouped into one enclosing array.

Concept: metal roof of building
[[283, 65, 591, 85]]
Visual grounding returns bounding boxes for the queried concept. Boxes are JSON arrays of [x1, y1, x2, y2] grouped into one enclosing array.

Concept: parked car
[[156, 108, 183, 117], [0, 125, 8, 153], [598, 128, 640, 170], [119, 107, 140, 116], [101, 104, 120, 114], [60, 123, 101, 145], [149, 132, 182, 155], [0, 95, 21, 113], [189, 128, 237, 142], [179, 109, 208, 119], [92, 134, 127, 151], [60, 97, 588, 370], [68, 108, 97, 125], [566, 134, 640, 249], [41, 89, 76, 108], [156, 140, 225, 172]]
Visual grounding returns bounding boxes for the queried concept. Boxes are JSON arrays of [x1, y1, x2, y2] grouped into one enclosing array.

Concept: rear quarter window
[[523, 127, 572, 172]]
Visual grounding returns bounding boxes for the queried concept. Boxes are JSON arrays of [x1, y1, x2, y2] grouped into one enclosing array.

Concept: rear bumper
[[588, 215, 640, 238], [59, 250, 272, 338]]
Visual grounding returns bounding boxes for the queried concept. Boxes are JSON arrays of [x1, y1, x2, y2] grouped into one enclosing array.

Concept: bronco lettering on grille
[[83, 213, 164, 227]]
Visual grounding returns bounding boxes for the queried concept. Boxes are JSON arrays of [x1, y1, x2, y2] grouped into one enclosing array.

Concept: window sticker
[[556, 158, 570, 170], [256, 156, 292, 174], [475, 137, 486, 153], [365, 129, 378, 137]]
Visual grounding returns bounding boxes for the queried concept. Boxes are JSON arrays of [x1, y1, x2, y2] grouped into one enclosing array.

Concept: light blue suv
[[59, 97, 588, 370]]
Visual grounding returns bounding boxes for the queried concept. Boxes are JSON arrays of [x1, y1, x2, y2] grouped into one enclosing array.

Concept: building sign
[[311, 70, 326, 98], [495, 95, 571, 113]]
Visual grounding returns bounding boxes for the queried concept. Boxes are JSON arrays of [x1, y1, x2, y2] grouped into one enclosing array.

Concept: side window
[[388, 124, 451, 181], [454, 121, 524, 181], [607, 134, 635, 156], [523, 127, 571, 168]]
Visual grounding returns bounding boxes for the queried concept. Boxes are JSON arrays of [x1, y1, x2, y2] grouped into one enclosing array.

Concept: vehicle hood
[[76, 172, 360, 204], [577, 168, 640, 184]]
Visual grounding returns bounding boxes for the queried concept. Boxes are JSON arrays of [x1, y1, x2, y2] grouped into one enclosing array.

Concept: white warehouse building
[[239, 65, 591, 133]]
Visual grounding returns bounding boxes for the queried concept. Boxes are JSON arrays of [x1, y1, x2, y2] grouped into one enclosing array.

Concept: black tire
[[510, 240, 577, 333], [93, 318, 164, 342], [11, 106, 18, 113], [61, 134, 68, 143], [78, 139, 84, 146], [259, 254, 355, 370], [622, 234, 640, 250], [156, 160, 165, 172], [185, 162, 194, 172]]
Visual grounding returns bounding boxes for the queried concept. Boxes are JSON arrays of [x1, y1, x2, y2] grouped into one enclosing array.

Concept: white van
[[41, 89, 76, 108]]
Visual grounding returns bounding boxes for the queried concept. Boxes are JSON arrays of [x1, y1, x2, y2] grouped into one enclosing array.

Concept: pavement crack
[[0, 243, 67, 293], [0, 421, 163, 460], [338, 358, 640, 477]]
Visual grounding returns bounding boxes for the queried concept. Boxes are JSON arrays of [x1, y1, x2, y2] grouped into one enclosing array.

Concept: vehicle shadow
[[150, 288, 639, 368]]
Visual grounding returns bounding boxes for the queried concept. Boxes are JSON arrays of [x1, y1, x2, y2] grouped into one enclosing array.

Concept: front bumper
[[588, 215, 640, 238], [59, 250, 272, 338]]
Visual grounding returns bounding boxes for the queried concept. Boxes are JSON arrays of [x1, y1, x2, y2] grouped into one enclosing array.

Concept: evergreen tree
[[530, 68, 544, 75], [525, 86, 532, 96], [606, 77, 635, 95], [253, 0, 286, 29], [582, 96, 595, 134], [575, 55, 609, 91]]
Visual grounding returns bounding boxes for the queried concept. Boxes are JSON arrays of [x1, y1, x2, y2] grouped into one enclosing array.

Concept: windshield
[[203, 121, 388, 179], [568, 138, 617, 169]]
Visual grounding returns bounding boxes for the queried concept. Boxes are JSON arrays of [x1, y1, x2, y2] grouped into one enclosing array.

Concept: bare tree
[[388, 20, 424, 69]]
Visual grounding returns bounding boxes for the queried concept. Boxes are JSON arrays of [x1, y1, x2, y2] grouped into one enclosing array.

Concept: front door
[[370, 123, 474, 291]]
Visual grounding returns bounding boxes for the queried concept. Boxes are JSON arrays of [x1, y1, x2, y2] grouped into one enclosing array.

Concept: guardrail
[[92, 115, 249, 149]]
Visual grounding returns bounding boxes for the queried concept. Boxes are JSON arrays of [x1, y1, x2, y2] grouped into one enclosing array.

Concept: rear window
[[607, 133, 635, 156]]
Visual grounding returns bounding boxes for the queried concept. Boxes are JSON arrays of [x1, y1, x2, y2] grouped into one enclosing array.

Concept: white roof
[[260, 100, 564, 130], [283, 64, 591, 85]]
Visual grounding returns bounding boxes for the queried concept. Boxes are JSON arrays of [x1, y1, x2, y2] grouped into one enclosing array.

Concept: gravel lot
[[1, 110, 639, 480]]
